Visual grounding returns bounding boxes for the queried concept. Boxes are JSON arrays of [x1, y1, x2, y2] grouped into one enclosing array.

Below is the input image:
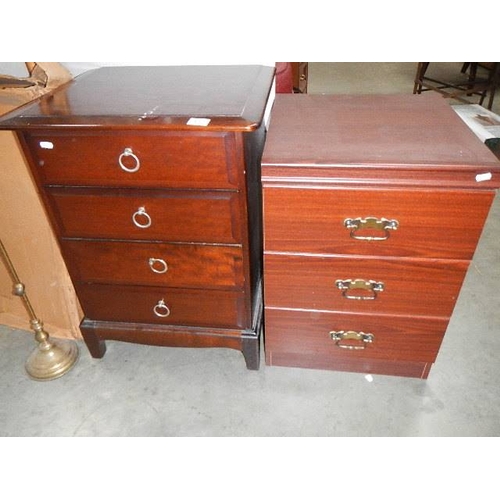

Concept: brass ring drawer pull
[[335, 279, 385, 300], [148, 258, 168, 274], [132, 206, 152, 229], [344, 217, 399, 241], [153, 298, 171, 318], [329, 330, 374, 350], [118, 147, 141, 173]]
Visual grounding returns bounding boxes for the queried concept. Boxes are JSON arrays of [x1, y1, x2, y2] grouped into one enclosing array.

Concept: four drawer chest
[[261, 93, 500, 378], [0, 65, 274, 370]]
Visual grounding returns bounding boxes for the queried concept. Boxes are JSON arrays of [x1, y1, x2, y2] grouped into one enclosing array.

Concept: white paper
[[187, 117, 211, 127], [476, 172, 492, 182], [452, 104, 500, 142]]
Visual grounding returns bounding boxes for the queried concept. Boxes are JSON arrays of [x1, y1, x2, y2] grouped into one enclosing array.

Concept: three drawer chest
[[261, 93, 500, 378], [0, 65, 274, 370]]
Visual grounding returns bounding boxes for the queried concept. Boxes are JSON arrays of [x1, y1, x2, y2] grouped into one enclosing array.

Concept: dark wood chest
[[0, 65, 274, 369], [261, 93, 500, 378]]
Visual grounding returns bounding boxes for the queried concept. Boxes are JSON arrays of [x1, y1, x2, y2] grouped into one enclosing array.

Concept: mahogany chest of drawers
[[261, 93, 500, 378], [0, 65, 274, 370]]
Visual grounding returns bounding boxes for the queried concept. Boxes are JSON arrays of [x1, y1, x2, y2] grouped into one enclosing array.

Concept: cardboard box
[[0, 63, 83, 339]]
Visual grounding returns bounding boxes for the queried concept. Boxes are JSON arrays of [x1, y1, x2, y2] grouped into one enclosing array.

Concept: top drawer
[[23, 131, 241, 189], [263, 186, 494, 259]]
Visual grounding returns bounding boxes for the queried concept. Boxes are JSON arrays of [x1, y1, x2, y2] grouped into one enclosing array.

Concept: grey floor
[[1, 63, 499, 437]]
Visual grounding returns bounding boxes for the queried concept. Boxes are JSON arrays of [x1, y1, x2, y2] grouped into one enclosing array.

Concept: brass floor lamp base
[[25, 333, 79, 381], [1, 238, 79, 381]]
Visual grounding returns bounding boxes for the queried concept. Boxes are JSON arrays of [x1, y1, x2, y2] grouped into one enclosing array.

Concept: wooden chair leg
[[466, 62, 478, 96], [478, 63, 499, 110], [413, 62, 429, 94]]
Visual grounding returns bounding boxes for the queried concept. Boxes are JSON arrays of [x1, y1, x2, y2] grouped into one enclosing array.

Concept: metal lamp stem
[[0, 238, 79, 380]]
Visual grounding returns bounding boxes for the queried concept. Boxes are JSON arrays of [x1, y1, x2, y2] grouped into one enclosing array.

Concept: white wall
[[0, 62, 31, 77], [62, 61, 275, 78], [1, 61, 275, 79]]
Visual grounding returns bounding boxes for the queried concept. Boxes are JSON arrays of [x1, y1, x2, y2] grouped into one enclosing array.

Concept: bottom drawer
[[76, 283, 249, 329], [264, 308, 448, 366]]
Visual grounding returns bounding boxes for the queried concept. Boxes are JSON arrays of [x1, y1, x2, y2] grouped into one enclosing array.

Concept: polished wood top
[[263, 93, 500, 170], [262, 93, 500, 189], [0, 65, 275, 131]]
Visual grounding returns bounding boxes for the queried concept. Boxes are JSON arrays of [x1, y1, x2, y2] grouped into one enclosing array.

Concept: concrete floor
[[1, 63, 499, 437]]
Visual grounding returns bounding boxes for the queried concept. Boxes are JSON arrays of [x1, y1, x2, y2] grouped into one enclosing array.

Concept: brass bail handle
[[335, 279, 385, 300], [329, 330, 374, 350], [344, 217, 399, 241]]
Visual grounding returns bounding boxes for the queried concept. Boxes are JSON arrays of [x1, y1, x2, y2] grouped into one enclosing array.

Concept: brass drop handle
[[344, 217, 399, 241], [132, 206, 152, 229], [335, 279, 385, 300], [153, 298, 171, 318], [118, 147, 141, 173], [148, 258, 168, 274], [329, 330, 374, 350]]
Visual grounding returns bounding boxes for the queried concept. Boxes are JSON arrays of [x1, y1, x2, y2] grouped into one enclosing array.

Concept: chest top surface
[[0, 65, 275, 131], [263, 93, 500, 172]]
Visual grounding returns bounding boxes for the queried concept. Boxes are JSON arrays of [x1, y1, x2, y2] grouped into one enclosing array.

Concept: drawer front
[[62, 240, 245, 289], [76, 283, 249, 329], [264, 254, 468, 318], [263, 186, 494, 259], [264, 308, 448, 363], [48, 188, 242, 243], [25, 131, 240, 189]]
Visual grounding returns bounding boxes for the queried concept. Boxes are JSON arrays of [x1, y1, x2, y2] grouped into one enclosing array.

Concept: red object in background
[[275, 62, 293, 93]]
